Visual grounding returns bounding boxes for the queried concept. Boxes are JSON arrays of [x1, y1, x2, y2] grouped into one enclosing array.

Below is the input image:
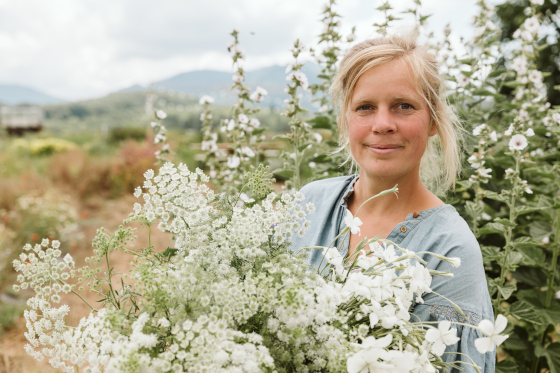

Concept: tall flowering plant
[[13, 164, 507, 372]]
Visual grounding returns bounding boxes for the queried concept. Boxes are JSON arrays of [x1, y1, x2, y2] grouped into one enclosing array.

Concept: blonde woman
[[291, 33, 494, 372]]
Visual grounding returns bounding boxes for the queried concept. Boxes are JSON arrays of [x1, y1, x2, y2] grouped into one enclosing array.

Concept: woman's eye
[[398, 103, 413, 110]]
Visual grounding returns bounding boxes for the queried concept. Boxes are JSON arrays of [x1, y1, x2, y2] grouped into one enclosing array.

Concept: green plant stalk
[[58, 279, 98, 313], [532, 208, 560, 373], [545, 209, 560, 308], [494, 155, 520, 317], [293, 123, 301, 191]]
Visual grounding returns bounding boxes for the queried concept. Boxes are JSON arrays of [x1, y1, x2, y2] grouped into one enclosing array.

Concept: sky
[[0, 0, 500, 102]]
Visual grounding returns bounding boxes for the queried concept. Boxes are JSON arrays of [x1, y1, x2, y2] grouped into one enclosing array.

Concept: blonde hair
[[330, 32, 462, 194]]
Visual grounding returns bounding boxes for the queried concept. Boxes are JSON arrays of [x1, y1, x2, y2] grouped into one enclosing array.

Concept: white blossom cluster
[[14, 164, 508, 372], [469, 123, 498, 183]]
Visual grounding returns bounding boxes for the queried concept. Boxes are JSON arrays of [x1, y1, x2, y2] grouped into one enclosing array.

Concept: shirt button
[[401, 226, 407, 233]]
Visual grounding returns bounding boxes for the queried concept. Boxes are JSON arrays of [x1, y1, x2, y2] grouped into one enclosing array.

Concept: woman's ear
[[428, 119, 437, 137]]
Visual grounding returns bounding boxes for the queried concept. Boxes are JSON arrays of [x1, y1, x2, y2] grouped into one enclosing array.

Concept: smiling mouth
[[368, 144, 402, 149]]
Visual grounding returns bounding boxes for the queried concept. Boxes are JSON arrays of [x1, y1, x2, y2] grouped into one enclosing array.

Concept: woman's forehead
[[351, 61, 424, 101]]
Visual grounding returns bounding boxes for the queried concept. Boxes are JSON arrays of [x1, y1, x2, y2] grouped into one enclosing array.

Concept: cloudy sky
[[0, 0, 497, 102]]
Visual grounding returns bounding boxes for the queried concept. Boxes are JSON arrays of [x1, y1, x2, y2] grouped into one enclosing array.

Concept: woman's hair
[[330, 32, 462, 195]]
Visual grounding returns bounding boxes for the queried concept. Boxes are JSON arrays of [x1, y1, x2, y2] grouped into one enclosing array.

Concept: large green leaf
[[495, 360, 518, 373], [515, 246, 546, 267], [509, 301, 543, 325], [498, 284, 517, 300], [506, 251, 524, 267], [529, 221, 552, 241], [482, 190, 507, 202], [512, 267, 548, 287], [535, 342, 560, 373], [272, 168, 294, 180], [465, 200, 483, 219], [308, 116, 332, 129], [479, 222, 506, 235]]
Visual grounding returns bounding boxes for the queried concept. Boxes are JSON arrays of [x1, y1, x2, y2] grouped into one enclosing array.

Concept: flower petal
[[474, 337, 494, 353]]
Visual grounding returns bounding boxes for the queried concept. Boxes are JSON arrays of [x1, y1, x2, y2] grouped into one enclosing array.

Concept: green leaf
[[493, 218, 515, 227], [517, 205, 547, 215], [488, 69, 507, 78], [516, 246, 546, 267], [479, 222, 506, 235], [503, 81, 526, 88], [502, 332, 528, 350], [482, 190, 507, 202], [512, 236, 542, 248], [161, 247, 178, 259], [465, 200, 483, 219], [308, 116, 332, 129], [535, 342, 560, 373], [512, 267, 547, 287], [508, 301, 543, 325], [458, 58, 475, 65], [506, 251, 523, 267], [272, 168, 294, 180], [497, 284, 516, 300], [495, 360, 518, 373], [539, 305, 560, 327], [529, 221, 552, 241], [472, 89, 494, 96], [480, 245, 501, 262]]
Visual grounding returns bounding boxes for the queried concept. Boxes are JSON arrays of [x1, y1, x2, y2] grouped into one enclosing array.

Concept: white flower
[[250, 86, 268, 102], [249, 118, 260, 128], [232, 73, 244, 83], [521, 30, 533, 41], [240, 146, 255, 158], [525, 128, 535, 137], [227, 119, 236, 131], [199, 95, 214, 105], [472, 123, 487, 136], [238, 114, 249, 124], [542, 236, 550, 244], [426, 321, 460, 356], [524, 16, 540, 34], [344, 209, 362, 235], [478, 168, 492, 178], [509, 134, 528, 151], [156, 110, 167, 119], [475, 314, 509, 353], [227, 155, 241, 168], [512, 56, 528, 75], [489, 131, 498, 142], [528, 70, 543, 85], [313, 133, 323, 143], [504, 123, 515, 136], [308, 162, 316, 169], [285, 64, 293, 73], [556, 290, 560, 299], [531, 0, 544, 4], [457, 73, 469, 87], [347, 335, 393, 373]]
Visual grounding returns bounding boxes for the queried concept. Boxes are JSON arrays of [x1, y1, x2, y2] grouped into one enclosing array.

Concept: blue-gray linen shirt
[[290, 175, 495, 373]]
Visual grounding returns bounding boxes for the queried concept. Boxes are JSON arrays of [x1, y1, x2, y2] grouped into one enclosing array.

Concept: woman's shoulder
[[299, 175, 357, 202]]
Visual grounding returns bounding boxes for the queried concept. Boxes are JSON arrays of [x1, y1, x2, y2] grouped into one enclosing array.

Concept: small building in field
[[0, 105, 44, 136]]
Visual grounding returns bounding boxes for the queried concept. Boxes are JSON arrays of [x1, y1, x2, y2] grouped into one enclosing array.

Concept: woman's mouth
[[366, 144, 402, 155]]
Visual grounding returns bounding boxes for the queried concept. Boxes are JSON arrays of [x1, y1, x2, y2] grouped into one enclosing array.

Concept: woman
[[290, 33, 495, 372]]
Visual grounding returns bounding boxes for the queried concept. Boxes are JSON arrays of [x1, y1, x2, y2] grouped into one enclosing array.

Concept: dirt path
[[0, 195, 173, 373]]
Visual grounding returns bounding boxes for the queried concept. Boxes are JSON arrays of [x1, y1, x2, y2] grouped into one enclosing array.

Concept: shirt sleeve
[[412, 303, 496, 373]]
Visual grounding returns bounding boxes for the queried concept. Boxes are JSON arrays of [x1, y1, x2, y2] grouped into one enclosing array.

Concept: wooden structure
[[0, 105, 44, 136]]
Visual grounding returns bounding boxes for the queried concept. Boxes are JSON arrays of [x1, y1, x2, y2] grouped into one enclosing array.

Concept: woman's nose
[[371, 107, 396, 134]]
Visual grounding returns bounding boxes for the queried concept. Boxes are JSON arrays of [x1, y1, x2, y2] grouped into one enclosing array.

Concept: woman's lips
[[365, 144, 402, 155]]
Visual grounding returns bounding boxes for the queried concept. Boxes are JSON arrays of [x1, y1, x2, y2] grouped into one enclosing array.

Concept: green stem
[[495, 155, 520, 317], [545, 209, 560, 309], [58, 279, 98, 313]]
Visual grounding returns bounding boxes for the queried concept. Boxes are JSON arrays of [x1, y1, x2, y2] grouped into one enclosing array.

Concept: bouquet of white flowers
[[13, 163, 507, 373]]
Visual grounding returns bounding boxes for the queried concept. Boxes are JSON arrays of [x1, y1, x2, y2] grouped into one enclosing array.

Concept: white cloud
[[0, 0, 482, 101]]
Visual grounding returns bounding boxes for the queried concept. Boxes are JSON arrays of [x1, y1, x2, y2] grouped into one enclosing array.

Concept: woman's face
[[347, 59, 435, 184]]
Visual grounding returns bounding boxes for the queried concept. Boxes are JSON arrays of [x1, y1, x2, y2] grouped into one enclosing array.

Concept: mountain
[[0, 84, 64, 105], [119, 63, 322, 108]]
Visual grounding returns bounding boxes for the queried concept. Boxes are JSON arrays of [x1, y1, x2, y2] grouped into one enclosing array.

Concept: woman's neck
[[349, 170, 443, 219]]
